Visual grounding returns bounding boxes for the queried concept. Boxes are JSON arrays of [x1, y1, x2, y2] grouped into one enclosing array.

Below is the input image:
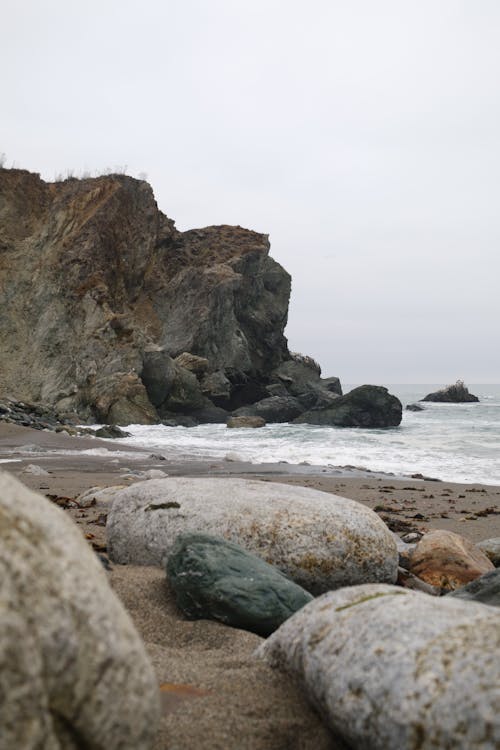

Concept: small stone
[[226, 416, 266, 429], [21, 464, 49, 476]]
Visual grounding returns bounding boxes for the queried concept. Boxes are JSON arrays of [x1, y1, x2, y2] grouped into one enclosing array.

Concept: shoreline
[[1, 422, 499, 543]]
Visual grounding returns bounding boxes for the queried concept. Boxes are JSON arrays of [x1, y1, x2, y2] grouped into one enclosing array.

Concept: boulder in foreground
[[258, 584, 500, 750], [421, 380, 479, 402], [107, 477, 398, 594], [409, 529, 494, 591], [0, 471, 159, 749], [294, 385, 402, 427], [167, 532, 313, 636]]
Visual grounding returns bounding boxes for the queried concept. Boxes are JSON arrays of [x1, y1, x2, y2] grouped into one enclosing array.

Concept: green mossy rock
[[166, 533, 313, 637]]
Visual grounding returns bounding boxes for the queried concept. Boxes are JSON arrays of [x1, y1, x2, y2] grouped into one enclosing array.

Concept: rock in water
[[107, 477, 398, 594], [166, 533, 313, 636], [294, 385, 402, 427], [258, 584, 500, 750], [421, 380, 479, 402], [409, 529, 494, 591], [447, 568, 500, 607], [226, 415, 266, 429], [0, 471, 159, 749]]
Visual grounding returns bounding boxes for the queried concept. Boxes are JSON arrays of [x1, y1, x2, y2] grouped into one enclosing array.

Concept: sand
[[1, 421, 499, 748]]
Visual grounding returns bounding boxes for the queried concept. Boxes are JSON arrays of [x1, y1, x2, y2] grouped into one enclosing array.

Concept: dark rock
[[161, 415, 198, 427], [447, 569, 500, 607], [140, 348, 177, 408], [95, 425, 132, 439], [234, 395, 304, 423], [190, 405, 229, 424], [227, 416, 266, 429], [406, 403, 424, 412], [320, 376, 342, 396], [294, 385, 402, 428], [173, 352, 209, 376], [166, 532, 313, 637], [421, 380, 479, 403]]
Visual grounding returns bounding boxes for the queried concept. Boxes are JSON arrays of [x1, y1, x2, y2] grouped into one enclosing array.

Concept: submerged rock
[[226, 415, 266, 429], [95, 424, 131, 438], [107, 477, 398, 594], [233, 395, 303, 423], [0, 471, 159, 749], [421, 380, 479, 403], [167, 533, 313, 636], [258, 584, 500, 750], [409, 529, 494, 591], [294, 385, 402, 428]]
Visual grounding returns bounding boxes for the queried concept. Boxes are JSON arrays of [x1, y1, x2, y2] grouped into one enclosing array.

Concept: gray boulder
[[0, 471, 159, 749], [421, 380, 479, 403], [233, 395, 304, 423], [106, 477, 398, 594], [258, 583, 500, 750], [476, 537, 500, 567], [166, 532, 313, 636], [447, 568, 500, 607], [295, 385, 402, 428]]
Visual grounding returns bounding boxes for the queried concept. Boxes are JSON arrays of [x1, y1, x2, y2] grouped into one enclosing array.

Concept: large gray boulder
[[476, 537, 500, 567], [166, 533, 313, 636], [0, 471, 159, 749], [295, 385, 402, 428], [106, 477, 398, 594], [233, 395, 304, 423], [258, 584, 500, 750]]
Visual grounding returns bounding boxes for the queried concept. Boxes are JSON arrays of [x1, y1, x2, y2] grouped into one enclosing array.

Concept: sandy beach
[[1, 421, 499, 748]]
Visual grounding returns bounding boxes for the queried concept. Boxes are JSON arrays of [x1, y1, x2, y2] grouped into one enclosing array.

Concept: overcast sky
[[2, 0, 499, 384]]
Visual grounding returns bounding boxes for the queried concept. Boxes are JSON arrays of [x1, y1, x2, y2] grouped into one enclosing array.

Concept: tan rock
[[410, 529, 494, 591], [226, 415, 266, 429], [174, 352, 209, 375]]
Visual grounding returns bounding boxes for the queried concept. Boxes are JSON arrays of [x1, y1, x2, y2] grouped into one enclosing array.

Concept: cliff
[[0, 169, 291, 423]]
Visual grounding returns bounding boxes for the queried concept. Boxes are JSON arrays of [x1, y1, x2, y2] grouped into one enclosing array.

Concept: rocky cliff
[[0, 169, 292, 423]]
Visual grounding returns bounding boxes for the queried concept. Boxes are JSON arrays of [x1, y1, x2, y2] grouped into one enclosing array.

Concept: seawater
[[119, 385, 500, 486]]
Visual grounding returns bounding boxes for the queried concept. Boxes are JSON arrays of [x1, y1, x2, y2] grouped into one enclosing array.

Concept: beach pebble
[[257, 584, 500, 750], [409, 529, 494, 591], [391, 532, 415, 569], [167, 533, 313, 636], [476, 537, 500, 567], [21, 463, 49, 475], [447, 568, 500, 607], [107, 477, 398, 593], [0, 471, 159, 749]]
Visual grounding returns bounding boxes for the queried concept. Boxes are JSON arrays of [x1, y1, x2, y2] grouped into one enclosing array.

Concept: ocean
[[119, 385, 500, 486]]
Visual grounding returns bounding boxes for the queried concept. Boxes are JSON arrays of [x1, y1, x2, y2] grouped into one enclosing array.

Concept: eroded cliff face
[[0, 169, 291, 423]]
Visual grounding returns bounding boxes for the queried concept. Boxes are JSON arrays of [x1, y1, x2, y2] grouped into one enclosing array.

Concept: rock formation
[[421, 380, 479, 403], [0, 167, 401, 428], [0, 168, 291, 423]]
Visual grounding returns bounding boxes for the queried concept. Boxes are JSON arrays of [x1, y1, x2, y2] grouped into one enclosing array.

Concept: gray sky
[[2, 0, 499, 384]]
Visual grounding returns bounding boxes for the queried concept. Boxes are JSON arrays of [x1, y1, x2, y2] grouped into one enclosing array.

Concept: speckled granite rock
[[167, 533, 313, 636], [0, 471, 159, 749], [258, 583, 500, 750], [476, 537, 500, 567], [107, 477, 398, 594]]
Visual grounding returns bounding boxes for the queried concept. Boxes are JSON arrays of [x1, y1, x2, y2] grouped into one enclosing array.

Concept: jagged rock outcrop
[[0, 168, 293, 423], [421, 380, 479, 403]]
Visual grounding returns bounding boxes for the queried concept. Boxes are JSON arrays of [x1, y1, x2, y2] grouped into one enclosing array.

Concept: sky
[[2, 0, 499, 384]]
